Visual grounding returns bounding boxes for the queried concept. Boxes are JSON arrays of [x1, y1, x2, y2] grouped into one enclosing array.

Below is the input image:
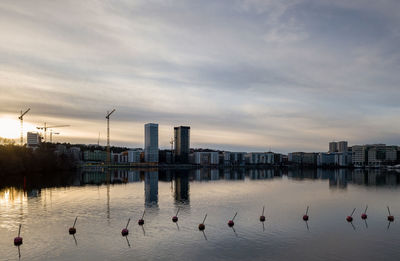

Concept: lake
[[1, 168, 400, 261]]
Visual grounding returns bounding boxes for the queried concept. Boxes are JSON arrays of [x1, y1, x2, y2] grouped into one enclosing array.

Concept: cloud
[[0, 0, 399, 152]]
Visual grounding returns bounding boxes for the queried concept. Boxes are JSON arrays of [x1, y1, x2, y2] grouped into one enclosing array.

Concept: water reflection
[[145, 171, 158, 207], [2, 168, 400, 207]]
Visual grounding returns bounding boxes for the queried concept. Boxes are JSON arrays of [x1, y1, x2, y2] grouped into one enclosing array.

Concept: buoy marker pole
[[141, 210, 145, 220], [306, 206, 309, 216], [73, 217, 78, 228], [125, 218, 131, 229], [176, 208, 180, 217], [350, 208, 356, 217], [387, 206, 391, 216], [262, 206, 265, 216], [202, 214, 207, 224], [18, 224, 21, 237], [364, 205, 368, 214], [232, 212, 238, 221]]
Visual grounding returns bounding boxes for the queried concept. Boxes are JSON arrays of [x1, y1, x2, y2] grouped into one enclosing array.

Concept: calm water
[[1, 168, 400, 261]]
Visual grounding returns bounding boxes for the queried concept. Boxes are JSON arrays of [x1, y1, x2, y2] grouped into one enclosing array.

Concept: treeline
[[0, 144, 75, 180]]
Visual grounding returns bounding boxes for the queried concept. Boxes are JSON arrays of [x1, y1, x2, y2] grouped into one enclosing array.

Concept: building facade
[[145, 123, 159, 163], [174, 126, 190, 163], [27, 132, 41, 147]]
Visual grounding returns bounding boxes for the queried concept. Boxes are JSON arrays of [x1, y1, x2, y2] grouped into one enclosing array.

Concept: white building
[[144, 123, 159, 163], [223, 152, 246, 166], [27, 132, 41, 147], [334, 152, 352, 167], [193, 152, 219, 165], [352, 145, 367, 167], [317, 153, 335, 166], [128, 150, 142, 163]]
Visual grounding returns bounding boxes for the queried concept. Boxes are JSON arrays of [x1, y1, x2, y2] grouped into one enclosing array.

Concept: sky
[[0, 0, 399, 153]]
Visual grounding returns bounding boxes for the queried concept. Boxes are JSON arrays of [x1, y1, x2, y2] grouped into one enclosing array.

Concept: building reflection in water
[[173, 172, 189, 203], [144, 171, 158, 207]]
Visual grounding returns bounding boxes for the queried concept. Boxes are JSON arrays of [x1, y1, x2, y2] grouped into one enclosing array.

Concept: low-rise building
[[223, 152, 246, 166], [84, 150, 107, 162], [193, 151, 219, 165]]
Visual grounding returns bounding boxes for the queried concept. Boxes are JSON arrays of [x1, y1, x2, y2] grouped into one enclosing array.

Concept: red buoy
[[347, 208, 356, 222], [198, 214, 207, 231], [361, 205, 368, 220], [227, 212, 237, 227], [14, 224, 23, 246], [172, 208, 180, 223], [138, 210, 145, 226], [69, 217, 78, 235], [260, 206, 266, 222], [198, 223, 205, 230], [121, 218, 130, 236], [303, 206, 309, 221], [387, 206, 394, 222]]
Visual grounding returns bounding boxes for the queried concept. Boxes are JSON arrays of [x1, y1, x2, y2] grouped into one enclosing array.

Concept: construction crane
[[49, 130, 60, 143], [105, 109, 116, 165], [36, 123, 70, 142], [18, 108, 30, 146]]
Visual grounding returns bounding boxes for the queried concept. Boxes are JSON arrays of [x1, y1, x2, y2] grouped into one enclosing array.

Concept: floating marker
[[260, 206, 266, 222], [303, 206, 309, 221], [198, 214, 207, 231], [121, 218, 130, 236], [172, 208, 180, 223], [138, 210, 145, 226], [14, 224, 23, 246], [69, 217, 77, 235], [228, 212, 237, 227], [346, 208, 356, 222], [387, 206, 394, 222], [361, 205, 368, 220]]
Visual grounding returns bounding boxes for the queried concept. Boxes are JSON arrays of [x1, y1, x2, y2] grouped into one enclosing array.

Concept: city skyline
[[1, 0, 399, 153]]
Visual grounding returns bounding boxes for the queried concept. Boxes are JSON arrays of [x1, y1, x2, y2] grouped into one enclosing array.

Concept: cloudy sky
[[0, 0, 399, 153]]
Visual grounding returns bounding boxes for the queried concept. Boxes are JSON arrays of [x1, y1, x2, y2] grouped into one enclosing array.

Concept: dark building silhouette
[[174, 126, 190, 163]]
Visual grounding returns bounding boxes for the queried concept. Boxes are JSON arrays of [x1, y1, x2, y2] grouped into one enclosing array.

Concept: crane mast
[[18, 108, 30, 146], [105, 109, 116, 165]]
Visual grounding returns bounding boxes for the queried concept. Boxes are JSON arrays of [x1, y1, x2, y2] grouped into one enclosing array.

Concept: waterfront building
[[128, 149, 142, 163], [338, 141, 348, 152], [385, 146, 398, 163], [145, 123, 159, 163], [334, 152, 352, 167], [352, 145, 368, 167], [223, 152, 246, 166], [174, 126, 190, 163], [329, 142, 338, 153], [367, 144, 386, 167], [27, 132, 41, 148], [193, 151, 219, 165], [83, 150, 107, 162], [288, 152, 317, 165], [317, 153, 335, 166]]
